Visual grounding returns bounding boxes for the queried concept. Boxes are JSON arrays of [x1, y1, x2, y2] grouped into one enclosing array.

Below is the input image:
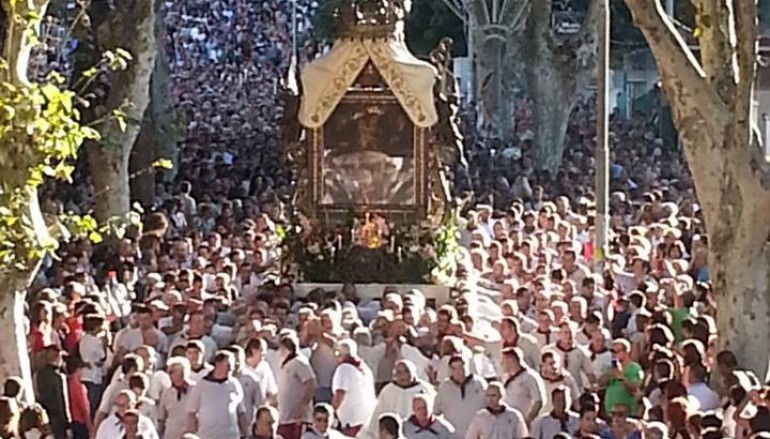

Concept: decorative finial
[[333, 0, 408, 40]]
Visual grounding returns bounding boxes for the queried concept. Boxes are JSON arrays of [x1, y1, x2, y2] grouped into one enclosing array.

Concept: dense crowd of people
[[7, 1, 770, 439]]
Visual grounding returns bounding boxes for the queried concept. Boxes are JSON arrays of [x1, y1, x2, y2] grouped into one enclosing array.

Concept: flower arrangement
[[280, 212, 462, 284]]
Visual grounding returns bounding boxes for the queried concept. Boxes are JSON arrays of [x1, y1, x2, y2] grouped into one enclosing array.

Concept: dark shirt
[[36, 364, 71, 439]]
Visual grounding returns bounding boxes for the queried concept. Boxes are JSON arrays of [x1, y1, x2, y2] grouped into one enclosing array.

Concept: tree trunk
[[526, 53, 574, 176], [130, 111, 156, 207], [1, 0, 49, 85], [476, 34, 513, 140], [622, 0, 770, 379], [712, 238, 770, 380], [0, 0, 51, 402], [465, 0, 528, 142], [523, 0, 598, 174], [87, 0, 157, 221], [130, 0, 178, 207], [0, 286, 35, 406], [90, 145, 132, 222]]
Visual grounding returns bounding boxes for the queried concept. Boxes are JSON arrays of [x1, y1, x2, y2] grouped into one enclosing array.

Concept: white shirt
[[147, 369, 172, 401], [434, 376, 487, 436], [95, 412, 158, 439], [361, 381, 435, 439], [98, 378, 129, 415], [118, 327, 169, 355], [277, 355, 317, 423], [237, 367, 265, 427], [465, 406, 528, 439], [79, 333, 106, 384], [400, 344, 436, 383], [168, 331, 218, 362], [158, 384, 191, 439], [331, 362, 376, 427], [187, 375, 245, 439], [246, 360, 278, 402], [358, 344, 386, 377], [189, 364, 214, 385]]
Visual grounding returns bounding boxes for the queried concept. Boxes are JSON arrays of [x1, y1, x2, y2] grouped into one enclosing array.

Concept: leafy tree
[[0, 0, 102, 397]]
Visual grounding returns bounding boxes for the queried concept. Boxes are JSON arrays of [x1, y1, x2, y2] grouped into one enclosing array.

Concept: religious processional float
[[279, 0, 466, 287]]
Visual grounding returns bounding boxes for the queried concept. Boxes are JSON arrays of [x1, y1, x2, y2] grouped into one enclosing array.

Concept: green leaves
[[113, 109, 127, 132], [0, 57, 103, 270], [103, 49, 133, 72], [152, 158, 173, 169]]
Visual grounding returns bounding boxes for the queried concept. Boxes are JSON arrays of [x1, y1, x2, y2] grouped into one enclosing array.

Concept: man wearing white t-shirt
[[95, 390, 158, 439], [186, 351, 249, 439], [331, 339, 376, 437], [245, 337, 278, 406]]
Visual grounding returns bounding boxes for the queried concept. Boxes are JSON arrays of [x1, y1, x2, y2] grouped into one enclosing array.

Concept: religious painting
[[320, 96, 416, 207]]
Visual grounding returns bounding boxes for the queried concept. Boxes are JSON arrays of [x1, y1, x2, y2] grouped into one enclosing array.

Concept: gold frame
[[307, 91, 428, 223]]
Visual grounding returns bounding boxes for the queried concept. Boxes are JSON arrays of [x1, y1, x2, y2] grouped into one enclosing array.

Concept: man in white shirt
[[276, 334, 317, 439], [434, 355, 487, 437], [186, 351, 249, 439], [228, 345, 265, 429], [95, 390, 158, 439], [466, 381, 528, 439], [157, 357, 193, 439], [169, 311, 218, 362], [403, 394, 455, 439], [331, 339, 376, 437], [94, 354, 144, 432], [185, 340, 213, 384], [116, 305, 169, 359], [245, 337, 278, 405], [301, 403, 348, 439], [500, 347, 545, 425]]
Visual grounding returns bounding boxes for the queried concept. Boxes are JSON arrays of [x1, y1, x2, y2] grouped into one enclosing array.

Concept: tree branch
[[467, 0, 491, 27], [624, 0, 732, 229], [440, 0, 466, 23], [1, 0, 50, 86], [498, 0, 529, 32], [623, 0, 728, 130], [733, 0, 758, 140], [526, 0, 554, 51], [691, 0, 736, 103], [566, 0, 600, 91]]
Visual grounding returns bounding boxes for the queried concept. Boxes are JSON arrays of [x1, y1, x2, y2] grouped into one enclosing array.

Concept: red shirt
[[67, 374, 90, 424], [64, 316, 82, 353], [28, 324, 51, 354]]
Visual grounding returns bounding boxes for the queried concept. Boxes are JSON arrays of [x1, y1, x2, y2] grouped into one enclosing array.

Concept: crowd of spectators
[[6, 1, 770, 439]]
